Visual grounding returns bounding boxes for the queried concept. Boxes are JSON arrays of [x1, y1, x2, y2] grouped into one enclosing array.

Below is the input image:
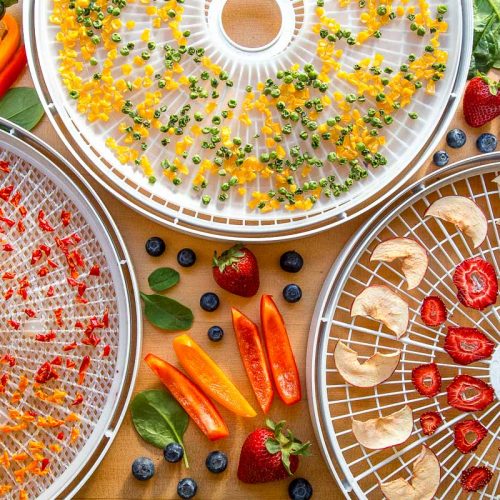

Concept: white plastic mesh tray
[[307, 153, 499, 499], [25, 0, 472, 240], [0, 121, 140, 499]]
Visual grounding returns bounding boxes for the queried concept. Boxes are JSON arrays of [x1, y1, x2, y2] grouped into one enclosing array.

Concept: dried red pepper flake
[[101, 345, 111, 357], [61, 210, 72, 226], [71, 393, 84, 406], [1, 354, 16, 367], [7, 320, 20, 330], [47, 259, 58, 269], [50, 356, 62, 366], [0, 160, 10, 173], [54, 308, 64, 327], [31, 249, 43, 265], [0, 216, 15, 227], [18, 205, 27, 218], [2, 243, 14, 252], [24, 309, 36, 318], [75, 321, 83, 329], [56, 431, 64, 440], [4, 288, 14, 300], [82, 334, 101, 347], [37, 211, 54, 232], [0, 185, 14, 201], [89, 264, 100, 277], [63, 342, 78, 352], [38, 267, 49, 277], [66, 359, 76, 368], [40, 458, 50, 471], [17, 220, 25, 233], [35, 331, 56, 342], [77, 356, 90, 385], [102, 308, 109, 328], [10, 191, 21, 207], [34, 362, 59, 384], [46, 286, 55, 297], [2, 272, 15, 280]]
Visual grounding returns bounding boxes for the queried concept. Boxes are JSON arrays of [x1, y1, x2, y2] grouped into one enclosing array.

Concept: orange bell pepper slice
[[231, 307, 274, 413], [260, 295, 301, 405], [173, 334, 257, 418], [144, 353, 229, 441], [0, 14, 21, 73]]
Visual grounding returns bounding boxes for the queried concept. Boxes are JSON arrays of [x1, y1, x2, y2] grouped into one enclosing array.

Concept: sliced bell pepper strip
[[0, 44, 26, 99], [145, 353, 229, 441], [260, 294, 301, 405], [0, 14, 20, 73], [231, 307, 274, 413], [173, 334, 257, 418]]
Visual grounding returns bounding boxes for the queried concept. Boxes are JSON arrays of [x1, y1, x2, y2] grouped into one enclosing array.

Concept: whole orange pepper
[[0, 14, 20, 73]]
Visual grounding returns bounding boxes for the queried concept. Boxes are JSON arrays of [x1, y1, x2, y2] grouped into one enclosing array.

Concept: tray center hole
[[221, 0, 282, 50]]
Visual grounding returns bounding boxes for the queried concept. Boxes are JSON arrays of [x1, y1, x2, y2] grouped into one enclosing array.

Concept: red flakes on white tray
[[0, 158, 116, 497]]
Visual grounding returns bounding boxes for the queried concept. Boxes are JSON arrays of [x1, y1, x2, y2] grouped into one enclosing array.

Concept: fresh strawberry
[[411, 363, 441, 398], [237, 419, 310, 484], [453, 419, 487, 454], [463, 76, 500, 128], [420, 296, 447, 327], [453, 257, 498, 310], [444, 326, 494, 365], [447, 374, 494, 412], [212, 244, 260, 297], [419, 411, 442, 436], [460, 466, 493, 492]]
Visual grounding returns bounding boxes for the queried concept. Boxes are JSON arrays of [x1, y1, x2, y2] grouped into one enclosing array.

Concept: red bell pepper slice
[[260, 295, 301, 405], [231, 307, 274, 413], [144, 353, 229, 441]]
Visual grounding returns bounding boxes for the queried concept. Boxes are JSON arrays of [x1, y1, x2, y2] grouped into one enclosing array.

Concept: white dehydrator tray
[[0, 119, 141, 499], [24, 0, 472, 241], [307, 153, 499, 499]]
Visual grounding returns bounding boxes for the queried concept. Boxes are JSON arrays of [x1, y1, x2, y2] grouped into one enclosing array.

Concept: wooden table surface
[[8, 3, 500, 498]]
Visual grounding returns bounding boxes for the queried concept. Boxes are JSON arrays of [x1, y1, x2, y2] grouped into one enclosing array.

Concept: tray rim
[[306, 151, 500, 499], [23, 0, 473, 242], [0, 118, 142, 500]]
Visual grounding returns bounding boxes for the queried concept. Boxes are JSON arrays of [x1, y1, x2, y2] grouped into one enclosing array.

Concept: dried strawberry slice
[[453, 419, 487, 453], [447, 374, 494, 412], [460, 466, 493, 492], [444, 327, 494, 365], [453, 257, 498, 310], [420, 296, 447, 326], [411, 363, 441, 397], [420, 411, 443, 436]]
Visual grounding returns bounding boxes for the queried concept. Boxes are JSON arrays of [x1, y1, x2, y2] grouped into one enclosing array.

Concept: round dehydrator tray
[[24, 0, 472, 241], [0, 119, 140, 499], [307, 153, 499, 499]]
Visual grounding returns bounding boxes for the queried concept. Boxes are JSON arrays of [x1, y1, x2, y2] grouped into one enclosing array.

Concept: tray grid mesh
[[0, 148, 121, 499], [315, 167, 499, 499]]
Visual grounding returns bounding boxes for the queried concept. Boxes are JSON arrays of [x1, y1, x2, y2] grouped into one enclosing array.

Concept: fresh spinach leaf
[[131, 389, 189, 466], [148, 267, 180, 292], [140, 292, 193, 331], [469, 0, 500, 78], [0, 88, 44, 131]]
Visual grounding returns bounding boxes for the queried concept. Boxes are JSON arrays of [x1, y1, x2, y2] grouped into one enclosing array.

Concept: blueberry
[[163, 442, 184, 463], [432, 150, 449, 167], [177, 478, 197, 499], [145, 237, 166, 257], [476, 133, 497, 153], [177, 248, 196, 267], [283, 284, 302, 303], [200, 292, 219, 312], [131, 457, 154, 481], [446, 128, 466, 149], [288, 478, 313, 500], [280, 250, 304, 273], [205, 450, 228, 473], [207, 325, 224, 342]]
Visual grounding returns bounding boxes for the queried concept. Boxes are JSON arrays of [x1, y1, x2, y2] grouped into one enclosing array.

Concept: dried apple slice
[[424, 196, 487, 248], [380, 446, 440, 500], [334, 341, 400, 387], [352, 405, 413, 449], [371, 238, 428, 290], [351, 285, 409, 338]]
